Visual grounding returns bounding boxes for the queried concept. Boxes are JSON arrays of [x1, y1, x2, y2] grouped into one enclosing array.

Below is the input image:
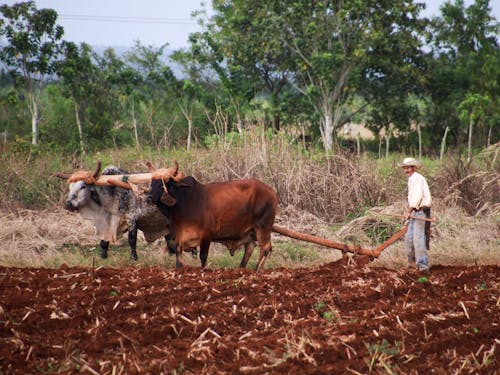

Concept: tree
[[428, 0, 500, 155], [0, 1, 63, 145], [278, 0, 425, 152], [56, 42, 96, 153], [189, 30, 255, 133], [94, 48, 140, 148], [170, 48, 211, 151], [458, 93, 491, 163], [124, 41, 178, 147], [210, 0, 294, 132]]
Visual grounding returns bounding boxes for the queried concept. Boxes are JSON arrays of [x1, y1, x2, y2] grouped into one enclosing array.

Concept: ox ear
[[160, 192, 176, 207]]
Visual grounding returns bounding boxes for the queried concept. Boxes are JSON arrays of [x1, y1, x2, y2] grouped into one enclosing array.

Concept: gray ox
[[62, 163, 175, 260]]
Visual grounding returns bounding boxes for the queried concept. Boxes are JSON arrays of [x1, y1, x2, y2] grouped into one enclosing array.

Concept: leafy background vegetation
[[0, 0, 499, 156], [0, 1, 498, 268]]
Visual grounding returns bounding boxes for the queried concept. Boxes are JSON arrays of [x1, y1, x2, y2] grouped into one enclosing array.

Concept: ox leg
[[100, 240, 109, 259], [175, 248, 184, 268], [128, 222, 139, 261], [199, 240, 210, 268], [165, 235, 178, 255], [255, 231, 273, 272], [191, 247, 198, 258], [240, 242, 256, 268], [255, 246, 272, 272]]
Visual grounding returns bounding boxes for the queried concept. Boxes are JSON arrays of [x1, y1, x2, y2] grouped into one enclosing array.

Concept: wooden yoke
[[54, 161, 155, 191], [93, 173, 153, 189]]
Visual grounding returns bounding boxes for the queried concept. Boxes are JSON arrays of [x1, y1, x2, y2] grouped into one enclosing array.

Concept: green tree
[[0, 72, 25, 145], [0, 1, 63, 145], [480, 50, 500, 147], [280, 0, 426, 152], [210, 0, 294, 132], [94, 48, 136, 147], [458, 93, 492, 163], [170, 48, 211, 151], [189, 30, 255, 133], [56, 42, 97, 153], [428, 0, 500, 155], [124, 41, 178, 148]]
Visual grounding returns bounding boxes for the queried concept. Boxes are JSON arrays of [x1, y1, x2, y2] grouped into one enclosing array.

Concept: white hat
[[398, 157, 422, 168]]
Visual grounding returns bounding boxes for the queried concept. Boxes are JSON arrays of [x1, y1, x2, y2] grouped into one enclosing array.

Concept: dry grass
[[156, 128, 395, 222], [1, 131, 498, 269], [0, 207, 341, 268], [0, 209, 95, 267], [364, 203, 500, 269], [1, 200, 497, 269]]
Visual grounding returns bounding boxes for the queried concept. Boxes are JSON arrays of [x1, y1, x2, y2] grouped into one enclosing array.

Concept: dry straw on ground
[[1, 199, 498, 268], [0, 209, 96, 266]]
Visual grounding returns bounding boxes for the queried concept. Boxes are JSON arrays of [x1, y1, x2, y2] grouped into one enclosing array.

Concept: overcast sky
[[3, 1, 500, 48]]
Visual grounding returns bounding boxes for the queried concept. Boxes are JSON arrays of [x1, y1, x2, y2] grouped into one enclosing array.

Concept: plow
[[56, 161, 433, 261]]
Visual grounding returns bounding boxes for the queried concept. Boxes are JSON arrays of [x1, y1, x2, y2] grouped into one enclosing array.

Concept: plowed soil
[[1, 259, 499, 374]]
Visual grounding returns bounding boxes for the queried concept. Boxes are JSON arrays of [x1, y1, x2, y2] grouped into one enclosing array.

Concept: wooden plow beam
[[272, 224, 407, 259]]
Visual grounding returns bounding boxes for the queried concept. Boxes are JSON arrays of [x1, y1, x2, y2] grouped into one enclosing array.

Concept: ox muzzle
[[65, 200, 79, 212]]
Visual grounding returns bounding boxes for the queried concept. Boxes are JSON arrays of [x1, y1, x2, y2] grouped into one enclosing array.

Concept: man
[[399, 157, 432, 271]]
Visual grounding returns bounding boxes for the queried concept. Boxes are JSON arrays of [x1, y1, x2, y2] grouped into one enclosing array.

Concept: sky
[[7, 0, 213, 49], [2, 0, 500, 49]]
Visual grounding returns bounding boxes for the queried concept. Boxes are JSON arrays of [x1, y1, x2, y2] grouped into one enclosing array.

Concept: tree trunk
[[230, 98, 243, 133], [187, 116, 193, 151], [320, 102, 334, 153], [131, 102, 140, 150], [467, 119, 473, 163], [417, 123, 422, 159], [378, 135, 383, 159], [74, 101, 85, 154], [236, 111, 243, 133], [440, 126, 449, 160], [30, 95, 39, 145], [271, 92, 280, 132], [385, 132, 390, 159], [487, 123, 492, 148]]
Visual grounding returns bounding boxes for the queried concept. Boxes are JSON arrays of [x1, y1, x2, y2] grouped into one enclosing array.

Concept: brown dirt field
[[1, 260, 499, 374]]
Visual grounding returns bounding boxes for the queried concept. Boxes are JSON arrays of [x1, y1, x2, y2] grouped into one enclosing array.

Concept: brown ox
[[146, 162, 278, 271]]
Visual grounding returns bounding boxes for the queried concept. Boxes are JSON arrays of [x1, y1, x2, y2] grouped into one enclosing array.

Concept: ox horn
[[92, 161, 102, 179], [172, 160, 179, 176], [53, 172, 72, 179], [170, 160, 185, 182], [145, 161, 156, 173], [146, 160, 181, 181], [67, 160, 102, 184]]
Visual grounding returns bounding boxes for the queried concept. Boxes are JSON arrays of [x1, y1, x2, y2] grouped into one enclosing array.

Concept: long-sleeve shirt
[[407, 171, 432, 209]]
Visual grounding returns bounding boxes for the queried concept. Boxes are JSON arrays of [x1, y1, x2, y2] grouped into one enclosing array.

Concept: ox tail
[[271, 224, 377, 257]]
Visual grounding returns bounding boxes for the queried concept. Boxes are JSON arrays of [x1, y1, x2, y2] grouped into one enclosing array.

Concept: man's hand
[[404, 208, 413, 221]]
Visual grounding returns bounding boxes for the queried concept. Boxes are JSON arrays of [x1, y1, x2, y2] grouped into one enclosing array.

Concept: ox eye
[[80, 185, 86, 190]]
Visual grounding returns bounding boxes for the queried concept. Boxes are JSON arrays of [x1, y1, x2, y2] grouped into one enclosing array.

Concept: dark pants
[[423, 207, 431, 250]]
